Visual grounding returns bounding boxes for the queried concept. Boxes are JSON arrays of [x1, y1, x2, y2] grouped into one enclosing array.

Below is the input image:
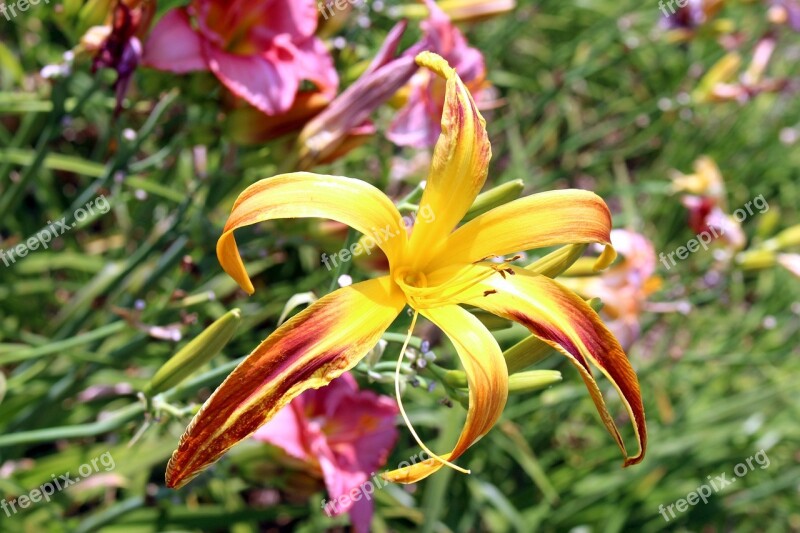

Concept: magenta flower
[[142, 0, 338, 115], [387, 0, 493, 148], [253, 373, 398, 533]]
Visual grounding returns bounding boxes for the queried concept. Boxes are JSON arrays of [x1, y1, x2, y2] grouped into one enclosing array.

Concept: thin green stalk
[[0, 322, 127, 365]]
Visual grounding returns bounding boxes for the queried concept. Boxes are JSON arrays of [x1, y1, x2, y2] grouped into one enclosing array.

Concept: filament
[[394, 309, 470, 474]]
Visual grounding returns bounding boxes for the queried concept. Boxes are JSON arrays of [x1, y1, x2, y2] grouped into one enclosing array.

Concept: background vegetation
[[1, 0, 798, 531]]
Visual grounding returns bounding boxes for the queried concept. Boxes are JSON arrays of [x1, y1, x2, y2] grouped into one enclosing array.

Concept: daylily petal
[[253, 403, 310, 462], [217, 173, 408, 295], [204, 36, 298, 115], [459, 266, 646, 466], [263, 0, 318, 39], [291, 37, 339, 99], [429, 189, 613, 270], [406, 52, 492, 267], [348, 497, 374, 533], [142, 9, 208, 73], [386, 82, 441, 149], [165, 276, 405, 488], [383, 305, 508, 483]]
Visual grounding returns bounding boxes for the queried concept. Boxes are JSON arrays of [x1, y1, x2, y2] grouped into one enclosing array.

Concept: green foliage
[[0, 0, 798, 531]]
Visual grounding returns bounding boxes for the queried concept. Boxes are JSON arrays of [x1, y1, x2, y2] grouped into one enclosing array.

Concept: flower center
[[393, 261, 515, 310], [395, 267, 428, 289]]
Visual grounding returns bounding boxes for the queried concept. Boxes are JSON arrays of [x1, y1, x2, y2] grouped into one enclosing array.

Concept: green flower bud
[[146, 309, 242, 395]]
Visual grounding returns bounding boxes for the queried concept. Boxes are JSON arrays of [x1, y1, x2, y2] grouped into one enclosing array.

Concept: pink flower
[[387, 0, 493, 148], [143, 0, 338, 115], [253, 373, 398, 533]]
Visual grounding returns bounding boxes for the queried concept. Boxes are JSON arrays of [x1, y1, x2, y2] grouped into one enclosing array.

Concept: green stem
[[0, 356, 246, 448]]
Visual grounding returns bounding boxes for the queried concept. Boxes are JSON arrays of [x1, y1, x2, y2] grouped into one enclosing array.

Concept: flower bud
[[462, 180, 525, 223], [146, 309, 242, 395], [508, 370, 562, 394]]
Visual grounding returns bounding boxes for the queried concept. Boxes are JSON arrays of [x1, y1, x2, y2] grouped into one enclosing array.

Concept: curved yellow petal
[[459, 266, 646, 467], [166, 276, 405, 488], [406, 52, 492, 268], [217, 173, 408, 294], [383, 305, 508, 483], [429, 189, 613, 270]]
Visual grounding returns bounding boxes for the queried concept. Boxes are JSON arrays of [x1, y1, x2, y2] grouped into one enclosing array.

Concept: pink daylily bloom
[[253, 373, 398, 533], [143, 0, 338, 116], [388, 0, 494, 148]]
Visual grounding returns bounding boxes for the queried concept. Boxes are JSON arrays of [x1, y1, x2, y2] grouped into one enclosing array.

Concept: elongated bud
[[77, 0, 115, 35], [693, 53, 742, 103], [762, 225, 800, 252], [146, 309, 242, 395], [735, 249, 776, 271], [445, 366, 562, 394], [392, 0, 516, 22], [508, 370, 562, 393], [443, 369, 468, 389], [462, 180, 525, 223], [503, 335, 553, 374], [527, 244, 588, 278]]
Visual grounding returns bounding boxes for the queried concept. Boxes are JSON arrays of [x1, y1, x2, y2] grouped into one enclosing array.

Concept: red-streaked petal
[[460, 266, 646, 466], [405, 52, 492, 269], [165, 276, 405, 488]]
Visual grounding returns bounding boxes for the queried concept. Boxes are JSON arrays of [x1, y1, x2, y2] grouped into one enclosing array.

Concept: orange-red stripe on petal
[[166, 276, 405, 488], [459, 266, 646, 467]]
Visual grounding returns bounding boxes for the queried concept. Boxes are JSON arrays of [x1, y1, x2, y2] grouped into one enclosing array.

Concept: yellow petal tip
[[593, 244, 617, 272], [415, 51, 455, 79]]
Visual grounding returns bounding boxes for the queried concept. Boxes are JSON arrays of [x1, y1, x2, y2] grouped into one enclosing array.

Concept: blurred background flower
[[143, 0, 337, 116], [254, 373, 398, 533]]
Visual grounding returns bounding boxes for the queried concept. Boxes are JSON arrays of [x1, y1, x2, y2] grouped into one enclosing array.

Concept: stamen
[[395, 309, 470, 475], [483, 290, 497, 297]]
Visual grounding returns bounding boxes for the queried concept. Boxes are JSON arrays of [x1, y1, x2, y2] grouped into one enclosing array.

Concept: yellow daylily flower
[[165, 52, 647, 489]]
